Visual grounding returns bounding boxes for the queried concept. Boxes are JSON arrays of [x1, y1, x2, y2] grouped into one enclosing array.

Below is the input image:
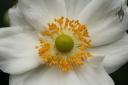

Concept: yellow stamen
[[36, 16, 92, 72], [59, 58, 71, 72]]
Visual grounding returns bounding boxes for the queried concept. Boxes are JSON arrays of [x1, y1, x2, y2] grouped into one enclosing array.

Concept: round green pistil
[[55, 34, 74, 53]]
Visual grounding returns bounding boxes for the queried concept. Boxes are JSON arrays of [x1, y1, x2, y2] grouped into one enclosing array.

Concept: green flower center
[[55, 34, 74, 53]]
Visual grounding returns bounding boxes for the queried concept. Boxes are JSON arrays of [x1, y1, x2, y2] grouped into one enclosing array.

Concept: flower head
[[0, 0, 128, 85]]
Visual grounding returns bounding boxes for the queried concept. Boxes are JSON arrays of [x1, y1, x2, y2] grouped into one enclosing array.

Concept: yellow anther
[[43, 30, 52, 36], [59, 58, 71, 72], [39, 48, 47, 54], [55, 16, 64, 25], [48, 56, 58, 66], [48, 23, 57, 30], [64, 18, 69, 29]]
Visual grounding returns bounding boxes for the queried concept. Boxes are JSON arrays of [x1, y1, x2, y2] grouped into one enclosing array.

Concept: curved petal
[[0, 27, 42, 74], [86, 55, 104, 68], [18, 0, 66, 31], [10, 66, 81, 85], [79, 0, 128, 47], [75, 66, 114, 85], [64, 0, 91, 19], [9, 6, 29, 27], [9, 56, 114, 85], [10, 71, 32, 85], [90, 33, 128, 74], [75, 56, 114, 85]]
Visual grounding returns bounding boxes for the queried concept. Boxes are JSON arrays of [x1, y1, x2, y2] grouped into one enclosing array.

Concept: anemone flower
[[0, 0, 128, 85]]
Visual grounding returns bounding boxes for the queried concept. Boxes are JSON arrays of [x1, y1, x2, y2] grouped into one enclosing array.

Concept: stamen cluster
[[36, 17, 92, 72]]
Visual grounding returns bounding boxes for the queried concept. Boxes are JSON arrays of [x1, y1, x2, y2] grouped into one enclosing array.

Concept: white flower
[[0, 0, 128, 85]]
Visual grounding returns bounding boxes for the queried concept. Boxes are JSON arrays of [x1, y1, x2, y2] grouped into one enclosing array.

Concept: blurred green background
[[0, 0, 128, 85]]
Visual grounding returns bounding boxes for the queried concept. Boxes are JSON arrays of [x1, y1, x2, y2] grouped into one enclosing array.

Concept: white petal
[[75, 56, 114, 85], [9, 6, 29, 27], [9, 56, 114, 85], [18, 0, 66, 31], [87, 55, 104, 68], [10, 71, 32, 85], [0, 27, 42, 74], [64, 0, 91, 19], [10, 66, 81, 85], [79, 0, 128, 46], [90, 33, 128, 74], [75, 65, 114, 85]]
